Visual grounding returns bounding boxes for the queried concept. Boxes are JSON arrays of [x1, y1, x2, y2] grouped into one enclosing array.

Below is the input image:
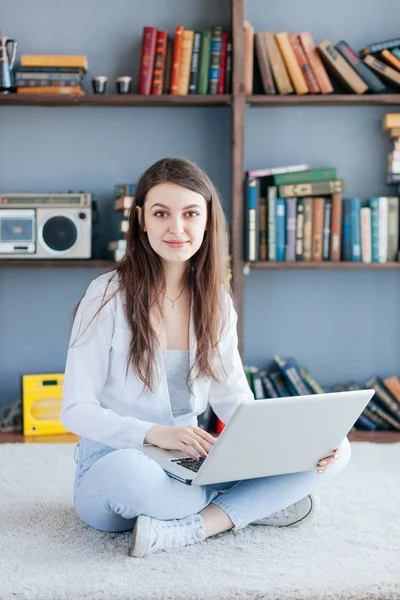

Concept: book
[[254, 33, 276, 94], [311, 197, 325, 261], [322, 197, 332, 260], [244, 21, 254, 95], [317, 41, 368, 94], [335, 40, 387, 93], [259, 196, 267, 260], [138, 27, 157, 95], [383, 377, 400, 404], [197, 30, 212, 94], [380, 49, 400, 72], [299, 32, 333, 94], [208, 26, 223, 95], [302, 197, 313, 261], [330, 193, 342, 262], [382, 113, 400, 131], [360, 37, 400, 58], [267, 186, 277, 261], [218, 30, 229, 94], [276, 32, 308, 95], [273, 168, 337, 185], [275, 198, 286, 261], [178, 29, 194, 95], [341, 198, 351, 261], [247, 164, 309, 178], [387, 197, 399, 261], [163, 40, 173, 94], [286, 197, 297, 261], [15, 71, 82, 83], [15, 78, 81, 87], [295, 198, 304, 261], [378, 197, 388, 263], [170, 25, 184, 95], [360, 207, 372, 263], [244, 178, 260, 261], [151, 30, 168, 95], [263, 32, 294, 95], [363, 55, 400, 88], [20, 54, 88, 72], [350, 197, 361, 262], [16, 86, 83, 95], [188, 31, 202, 94], [300, 368, 325, 394], [288, 33, 320, 94], [365, 377, 400, 425], [224, 34, 233, 93], [274, 356, 313, 396], [278, 180, 345, 198], [368, 198, 380, 262]]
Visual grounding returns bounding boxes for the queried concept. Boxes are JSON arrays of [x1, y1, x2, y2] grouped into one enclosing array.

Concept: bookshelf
[[0, 0, 399, 440]]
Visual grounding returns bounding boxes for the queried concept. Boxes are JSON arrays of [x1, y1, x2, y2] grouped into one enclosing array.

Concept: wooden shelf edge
[[248, 94, 400, 107], [0, 259, 116, 268], [0, 94, 232, 107], [249, 261, 400, 270]]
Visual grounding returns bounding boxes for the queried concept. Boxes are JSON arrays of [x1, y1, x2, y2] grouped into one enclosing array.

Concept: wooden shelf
[[248, 94, 400, 107], [0, 430, 399, 443], [0, 259, 116, 268], [249, 261, 400, 270], [0, 93, 232, 107]]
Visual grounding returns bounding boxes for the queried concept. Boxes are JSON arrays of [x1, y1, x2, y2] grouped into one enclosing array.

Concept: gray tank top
[[162, 349, 193, 418]]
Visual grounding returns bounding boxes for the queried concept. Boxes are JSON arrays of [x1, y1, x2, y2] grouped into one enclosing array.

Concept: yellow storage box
[[22, 373, 68, 436]]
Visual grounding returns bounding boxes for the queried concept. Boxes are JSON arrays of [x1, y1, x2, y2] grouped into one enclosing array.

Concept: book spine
[[366, 378, 400, 425], [317, 40, 368, 94], [261, 374, 279, 398], [335, 40, 386, 92], [218, 30, 229, 94], [387, 197, 399, 261], [16, 86, 83, 94], [299, 32, 333, 94], [279, 180, 345, 198], [362, 404, 391, 430], [368, 197, 380, 262], [302, 197, 313, 261], [16, 78, 81, 87], [274, 356, 313, 396], [208, 26, 223, 94], [163, 41, 173, 93], [197, 31, 212, 94], [360, 207, 372, 263], [170, 26, 184, 95], [295, 198, 304, 261], [330, 193, 342, 261], [138, 27, 157, 95], [341, 198, 351, 261], [378, 197, 388, 263], [275, 198, 286, 261], [360, 37, 400, 58], [248, 164, 310, 178], [383, 377, 400, 403], [178, 30, 194, 95], [244, 22, 254, 95], [354, 413, 377, 431], [259, 196, 267, 260], [311, 197, 325, 261], [151, 31, 168, 95], [363, 55, 400, 87], [350, 197, 361, 262], [263, 32, 294, 95], [273, 168, 337, 186], [391, 47, 400, 61], [15, 71, 82, 82], [285, 197, 297, 261], [20, 54, 88, 71], [276, 32, 309, 95], [300, 368, 325, 394], [18, 66, 83, 73], [322, 197, 332, 260], [267, 186, 277, 261], [188, 31, 202, 94], [380, 49, 400, 71], [244, 178, 260, 261], [254, 33, 276, 94], [288, 33, 320, 93], [269, 371, 292, 397], [224, 34, 233, 93]]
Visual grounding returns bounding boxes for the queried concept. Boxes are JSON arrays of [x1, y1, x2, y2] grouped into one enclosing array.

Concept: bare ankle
[[199, 503, 234, 538]]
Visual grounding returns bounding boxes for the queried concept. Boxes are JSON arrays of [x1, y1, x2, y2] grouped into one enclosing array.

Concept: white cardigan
[[60, 271, 254, 450]]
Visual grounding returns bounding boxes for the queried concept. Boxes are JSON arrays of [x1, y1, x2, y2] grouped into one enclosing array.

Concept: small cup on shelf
[[116, 76, 132, 94], [91, 76, 108, 94]]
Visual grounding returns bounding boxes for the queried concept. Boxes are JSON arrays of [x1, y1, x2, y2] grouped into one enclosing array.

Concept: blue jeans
[[73, 437, 351, 532]]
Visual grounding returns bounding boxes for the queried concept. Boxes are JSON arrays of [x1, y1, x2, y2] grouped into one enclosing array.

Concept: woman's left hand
[[316, 447, 340, 473]]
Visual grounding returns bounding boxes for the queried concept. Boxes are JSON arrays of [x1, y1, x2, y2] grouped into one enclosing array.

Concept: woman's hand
[[316, 447, 340, 473], [144, 425, 216, 459]]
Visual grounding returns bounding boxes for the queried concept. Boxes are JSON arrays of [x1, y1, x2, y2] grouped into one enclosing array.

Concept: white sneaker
[[129, 514, 205, 558], [251, 494, 320, 527]]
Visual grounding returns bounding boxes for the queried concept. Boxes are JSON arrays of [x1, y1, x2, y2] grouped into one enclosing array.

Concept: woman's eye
[[154, 211, 168, 217], [185, 211, 199, 217]]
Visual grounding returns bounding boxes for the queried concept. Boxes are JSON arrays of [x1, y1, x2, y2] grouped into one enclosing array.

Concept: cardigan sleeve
[[208, 293, 255, 425], [60, 277, 155, 449]]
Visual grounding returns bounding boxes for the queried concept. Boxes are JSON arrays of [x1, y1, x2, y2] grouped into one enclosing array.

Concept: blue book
[[350, 197, 361, 262], [355, 413, 377, 431], [244, 177, 260, 261], [342, 198, 351, 261], [368, 197, 379, 262], [275, 197, 286, 261]]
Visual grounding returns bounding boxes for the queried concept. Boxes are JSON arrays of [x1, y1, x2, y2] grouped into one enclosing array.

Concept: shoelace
[[152, 518, 204, 551]]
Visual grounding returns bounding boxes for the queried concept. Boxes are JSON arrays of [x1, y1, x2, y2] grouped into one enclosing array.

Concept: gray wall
[[1, 0, 399, 409]]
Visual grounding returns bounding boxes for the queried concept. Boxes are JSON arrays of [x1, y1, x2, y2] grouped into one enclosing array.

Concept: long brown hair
[[72, 157, 231, 392]]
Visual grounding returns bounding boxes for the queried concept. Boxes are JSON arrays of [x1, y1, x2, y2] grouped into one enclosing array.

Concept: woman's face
[[138, 182, 208, 264]]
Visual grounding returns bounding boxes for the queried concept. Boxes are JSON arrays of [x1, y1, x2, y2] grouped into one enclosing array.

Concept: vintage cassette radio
[[0, 192, 92, 258]]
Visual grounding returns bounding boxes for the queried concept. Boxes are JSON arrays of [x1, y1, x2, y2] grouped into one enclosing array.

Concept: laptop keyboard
[[171, 456, 205, 473]]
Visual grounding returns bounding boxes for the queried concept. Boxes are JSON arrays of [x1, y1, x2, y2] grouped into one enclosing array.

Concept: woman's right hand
[[144, 425, 216, 459]]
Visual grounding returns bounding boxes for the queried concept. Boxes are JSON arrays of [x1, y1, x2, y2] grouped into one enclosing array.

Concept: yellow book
[[276, 32, 308, 95], [20, 54, 88, 72], [177, 30, 194, 95], [17, 86, 84, 95]]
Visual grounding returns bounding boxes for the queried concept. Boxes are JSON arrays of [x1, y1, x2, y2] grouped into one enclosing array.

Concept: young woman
[[61, 157, 351, 558]]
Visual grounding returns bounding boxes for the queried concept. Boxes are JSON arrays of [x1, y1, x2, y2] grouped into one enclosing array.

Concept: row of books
[[383, 114, 400, 183], [244, 166, 400, 263], [197, 356, 400, 433], [245, 26, 400, 96], [14, 54, 88, 95], [107, 184, 136, 262], [139, 25, 232, 95]]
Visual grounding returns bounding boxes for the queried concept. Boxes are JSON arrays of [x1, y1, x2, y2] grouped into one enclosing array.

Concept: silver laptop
[[141, 389, 375, 486]]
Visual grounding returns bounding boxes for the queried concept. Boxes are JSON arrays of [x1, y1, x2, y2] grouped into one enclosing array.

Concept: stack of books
[[382, 113, 400, 184], [247, 27, 400, 95], [107, 184, 135, 262], [211, 356, 400, 434], [244, 164, 400, 263], [15, 55, 87, 95], [138, 25, 232, 95]]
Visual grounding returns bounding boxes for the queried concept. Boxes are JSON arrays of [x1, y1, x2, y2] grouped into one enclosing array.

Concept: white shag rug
[[1, 442, 400, 600]]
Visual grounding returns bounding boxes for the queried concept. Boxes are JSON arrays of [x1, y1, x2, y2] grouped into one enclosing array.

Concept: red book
[[170, 25, 184, 95], [218, 30, 229, 94], [138, 26, 157, 94], [216, 418, 225, 434], [288, 33, 321, 94], [151, 30, 168, 95]]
